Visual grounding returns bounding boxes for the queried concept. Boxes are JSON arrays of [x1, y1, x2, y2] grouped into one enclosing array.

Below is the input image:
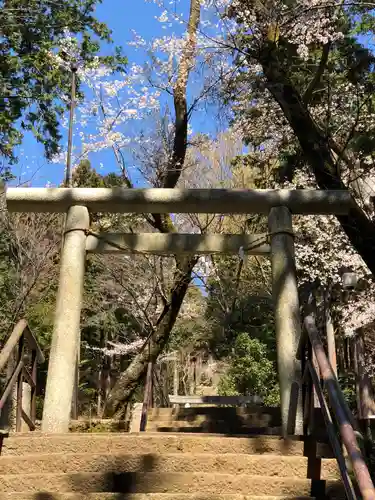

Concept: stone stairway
[[146, 406, 283, 434], [0, 406, 344, 499]]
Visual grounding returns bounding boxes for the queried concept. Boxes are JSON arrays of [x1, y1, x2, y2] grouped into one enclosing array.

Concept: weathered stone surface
[[0, 433, 314, 457], [0, 452, 339, 479], [0, 494, 316, 500], [0, 471, 336, 495], [269, 207, 303, 437], [0, 431, 342, 498], [42, 205, 90, 434], [6, 187, 353, 215]]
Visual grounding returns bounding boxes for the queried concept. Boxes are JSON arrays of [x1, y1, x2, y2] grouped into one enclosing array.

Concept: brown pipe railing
[[0, 320, 45, 432], [140, 360, 154, 432], [300, 313, 375, 500]]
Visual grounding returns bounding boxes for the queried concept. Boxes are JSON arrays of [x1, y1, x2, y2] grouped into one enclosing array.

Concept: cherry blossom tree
[[52, 0, 227, 416], [45, 0, 375, 412], [224, 1, 375, 277]]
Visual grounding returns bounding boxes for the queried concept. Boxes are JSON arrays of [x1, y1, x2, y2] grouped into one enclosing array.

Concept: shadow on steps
[[148, 405, 282, 436], [2, 404, 341, 499], [30, 453, 158, 499]]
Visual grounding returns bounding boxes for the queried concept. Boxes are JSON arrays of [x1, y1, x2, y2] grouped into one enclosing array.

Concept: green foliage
[[205, 255, 274, 358], [26, 298, 55, 350], [229, 7, 375, 180], [0, 0, 127, 163], [85, 422, 113, 433], [203, 236, 277, 405], [0, 166, 14, 183], [35, 395, 44, 420], [339, 373, 357, 411], [218, 333, 280, 406], [0, 217, 19, 339], [168, 286, 209, 351]]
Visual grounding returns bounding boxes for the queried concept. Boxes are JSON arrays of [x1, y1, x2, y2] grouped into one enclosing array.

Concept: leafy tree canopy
[[218, 333, 279, 407], [0, 0, 127, 165]]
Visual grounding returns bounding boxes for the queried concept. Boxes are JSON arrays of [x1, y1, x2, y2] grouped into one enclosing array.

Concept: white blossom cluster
[[46, 3, 375, 343], [83, 338, 145, 357], [282, 0, 344, 60], [48, 1, 234, 173], [282, 170, 375, 337], [340, 297, 375, 338], [229, 0, 344, 59], [194, 255, 214, 280]]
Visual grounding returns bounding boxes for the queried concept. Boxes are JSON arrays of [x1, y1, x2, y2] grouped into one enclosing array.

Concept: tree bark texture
[[103, 0, 201, 416], [163, 0, 201, 188], [104, 256, 198, 417], [259, 43, 375, 275]]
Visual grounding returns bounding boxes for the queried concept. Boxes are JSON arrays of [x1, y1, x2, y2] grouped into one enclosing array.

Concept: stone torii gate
[[6, 187, 353, 436]]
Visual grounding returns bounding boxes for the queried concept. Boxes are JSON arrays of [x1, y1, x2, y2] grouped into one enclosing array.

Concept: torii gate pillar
[[269, 206, 303, 436], [6, 186, 352, 434], [41, 205, 89, 433]]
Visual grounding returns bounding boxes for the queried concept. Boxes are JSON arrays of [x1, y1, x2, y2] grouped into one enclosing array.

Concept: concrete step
[[0, 471, 340, 495], [148, 407, 281, 427], [147, 409, 326, 437], [145, 423, 282, 435], [0, 494, 316, 500], [0, 452, 340, 479], [147, 416, 279, 427], [148, 406, 281, 415], [0, 433, 332, 458], [31, 419, 129, 433]]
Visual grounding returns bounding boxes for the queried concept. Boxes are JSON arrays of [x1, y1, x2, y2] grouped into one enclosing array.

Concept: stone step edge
[[0, 452, 339, 480], [0, 451, 335, 461], [0, 451, 338, 472], [146, 423, 282, 428], [0, 472, 337, 496], [146, 417, 280, 423], [0, 494, 316, 500], [0, 470, 312, 475], [0, 471, 336, 482], [2, 432, 305, 440], [146, 426, 282, 434]]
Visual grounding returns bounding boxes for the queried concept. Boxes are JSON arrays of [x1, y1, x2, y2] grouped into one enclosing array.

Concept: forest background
[[1, 0, 375, 419]]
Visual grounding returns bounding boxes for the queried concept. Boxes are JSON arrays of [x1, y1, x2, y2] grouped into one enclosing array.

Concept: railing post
[[0, 349, 16, 431], [324, 287, 337, 378], [71, 351, 79, 420], [21, 382, 31, 432], [149, 362, 153, 409], [173, 353, 179, 410], [42, 205, 89, 433], [30, 350, 37, 424], [15, 335, 24, 432], [140, 360, 153, 432], [354, 330, 374, 430], [305, 314, 375, 499], [269, 206, 303, 436]]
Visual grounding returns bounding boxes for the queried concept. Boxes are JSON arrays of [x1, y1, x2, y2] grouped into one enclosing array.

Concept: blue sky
[[11, 3, 374, 188], [13, 0, 222, 188]]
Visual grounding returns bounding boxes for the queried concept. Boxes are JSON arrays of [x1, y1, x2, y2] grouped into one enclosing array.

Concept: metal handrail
[[0, 320, 44, 372], [302, 313, 375, 500], [0, 320, 45, 432], [140, 360, 154, 431]]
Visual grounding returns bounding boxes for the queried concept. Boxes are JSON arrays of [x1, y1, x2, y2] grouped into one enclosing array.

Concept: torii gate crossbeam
[[6, 187, 351, 214], [5, 187, 353, 436]]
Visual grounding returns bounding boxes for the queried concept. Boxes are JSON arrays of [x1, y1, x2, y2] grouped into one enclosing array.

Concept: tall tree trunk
[[163, 0, 201, 189], [103, 0, 201, 416], [104, 257, 197, 417], [259, 43, 375, 274]]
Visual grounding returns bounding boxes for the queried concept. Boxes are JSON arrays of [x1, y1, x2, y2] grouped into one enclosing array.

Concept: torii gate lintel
[[5, 187, 353, 436]]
